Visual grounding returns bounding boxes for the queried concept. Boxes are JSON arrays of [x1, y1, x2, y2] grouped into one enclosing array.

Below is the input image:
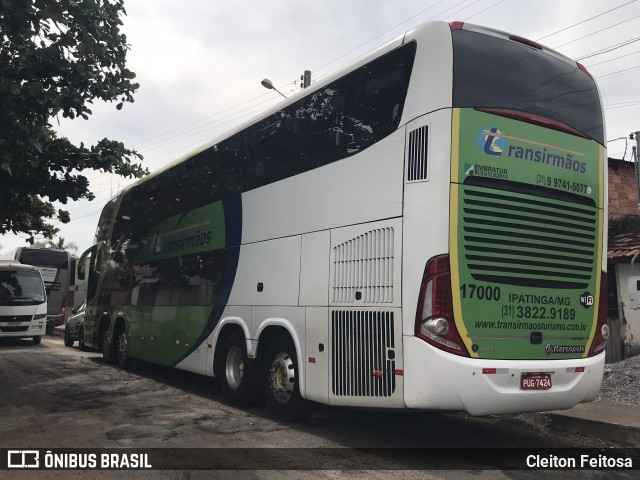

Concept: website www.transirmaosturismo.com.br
[[475, 320, 587, 332], [2, 448, 637, 471]]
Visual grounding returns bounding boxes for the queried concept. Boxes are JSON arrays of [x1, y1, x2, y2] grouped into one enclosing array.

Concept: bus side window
[[251, 105, 299, 186], [298, 86, 347, 172]]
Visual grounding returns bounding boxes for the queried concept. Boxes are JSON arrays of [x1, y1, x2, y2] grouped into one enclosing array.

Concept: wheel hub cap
[[225, 345, 244, 390], [269, 351, 295, 403]]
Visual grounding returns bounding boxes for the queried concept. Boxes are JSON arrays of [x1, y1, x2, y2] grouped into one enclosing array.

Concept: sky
[[1, 0, 639, 256]]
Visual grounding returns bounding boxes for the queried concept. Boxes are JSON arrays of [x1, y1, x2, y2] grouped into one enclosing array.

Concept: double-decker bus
[[15, 247, 72, 333], [78, 21, 607, 420]]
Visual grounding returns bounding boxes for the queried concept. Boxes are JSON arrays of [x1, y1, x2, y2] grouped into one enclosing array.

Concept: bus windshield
[[0, 270, 46, 306], [452, 28, 604, 145]]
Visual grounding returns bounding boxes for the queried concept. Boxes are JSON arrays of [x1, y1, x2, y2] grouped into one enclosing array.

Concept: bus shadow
[[82, 355, 579, 450]]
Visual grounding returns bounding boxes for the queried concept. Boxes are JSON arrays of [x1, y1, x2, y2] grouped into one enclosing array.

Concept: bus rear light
[[449, 21, 464, 30], [588, 272, 608, 357], [508, 34, 542, 50], [482, 368, 497, 375], [415, 254, 469, 357], [575, 367, 585, 373], [577, 62, 592, 77]]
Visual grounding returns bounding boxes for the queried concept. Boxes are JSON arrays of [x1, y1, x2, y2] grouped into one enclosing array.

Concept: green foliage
[[0, 0, 148, 243]]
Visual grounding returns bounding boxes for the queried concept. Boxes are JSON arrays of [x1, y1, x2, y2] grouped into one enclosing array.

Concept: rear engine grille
[[460, 178, 597, 289], [331, 310, 396, 397]]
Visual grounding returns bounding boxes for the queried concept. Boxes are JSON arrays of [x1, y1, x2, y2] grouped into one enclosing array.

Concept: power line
[[137, 96, 280, 155], [131, 91, 271, 149], [462, 0, 506, 21], [310, 0, 450, 76], [314, 0, 499, 84], [577, 36, 640, 60], [584, 49, 640, 67], [596, 64, 640, 79], [536, 0, 638, 41], [551, 14, 640, 49]]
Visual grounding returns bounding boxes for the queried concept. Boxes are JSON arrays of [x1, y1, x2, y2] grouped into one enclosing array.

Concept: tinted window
[[453, 30, 604, 145], [19, 249, 69, 269], [129, 250, 227, 307], [94, 196, 119, 244], [100, 43, 416, 308], [299, 42, 416, 171]]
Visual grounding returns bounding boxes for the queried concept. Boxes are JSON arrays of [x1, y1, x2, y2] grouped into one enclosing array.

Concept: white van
[[0, 260, 47, 344]]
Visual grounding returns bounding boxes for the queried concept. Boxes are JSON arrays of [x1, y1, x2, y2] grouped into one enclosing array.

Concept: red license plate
[[520, 373, 552, 390]]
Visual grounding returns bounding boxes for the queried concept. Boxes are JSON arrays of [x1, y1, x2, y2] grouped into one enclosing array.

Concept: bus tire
[[78, 326, 87, 351], [64, 325, 74, 347], [215, 331, 261, 406], [262, 334, 307, 422], [32, 336, 42, 345], [116, 325, 132, 370], [101, 326, 117, 364]]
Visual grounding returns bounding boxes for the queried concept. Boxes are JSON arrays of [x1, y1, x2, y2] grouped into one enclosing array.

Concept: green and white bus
[[79, 21, 607, 420]]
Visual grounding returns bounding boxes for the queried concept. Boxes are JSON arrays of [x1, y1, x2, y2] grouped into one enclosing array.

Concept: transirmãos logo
[[476, 126, 587, 173], [477, 126, 507, 156], [150, 229, 212, 257]]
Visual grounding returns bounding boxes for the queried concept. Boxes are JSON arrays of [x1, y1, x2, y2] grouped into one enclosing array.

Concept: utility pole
[[301, 70, 311, 89], [632, 132, 640, 210]]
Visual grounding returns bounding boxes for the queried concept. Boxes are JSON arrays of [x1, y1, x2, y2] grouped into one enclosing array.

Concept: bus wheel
[[78, 326, 87, 351], [262, 335, 307, 421], [32, 336, 42, 345], [116, 326, 132, 369], [215, 331, 261, 406], [64, 325, 74, 347], [101, 327, 116, 364]]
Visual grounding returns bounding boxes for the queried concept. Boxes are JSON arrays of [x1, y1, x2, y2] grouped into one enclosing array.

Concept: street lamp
[[261, 78, 287, 99]]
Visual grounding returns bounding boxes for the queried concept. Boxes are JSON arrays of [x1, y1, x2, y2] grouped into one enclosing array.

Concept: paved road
[[0, 334, 635, 479]]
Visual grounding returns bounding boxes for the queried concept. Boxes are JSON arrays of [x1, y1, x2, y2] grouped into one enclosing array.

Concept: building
[[607, 157, 640, 360]]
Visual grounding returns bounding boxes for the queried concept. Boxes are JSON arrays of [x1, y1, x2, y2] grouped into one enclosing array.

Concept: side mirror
[[76, 244, 97, 281], [45, 287, 51, 296]]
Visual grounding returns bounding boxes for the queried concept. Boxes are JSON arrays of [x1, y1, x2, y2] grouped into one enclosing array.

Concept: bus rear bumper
[[403, 336, 605, 416]]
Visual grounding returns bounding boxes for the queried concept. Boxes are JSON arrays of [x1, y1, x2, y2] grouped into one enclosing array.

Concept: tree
[[0, 0, 148, 243], [48, 236, 78, 251]]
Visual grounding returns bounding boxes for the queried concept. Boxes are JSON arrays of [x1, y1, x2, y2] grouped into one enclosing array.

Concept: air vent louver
[[332, 310, 396, 397], [407, 125, 428, 181]]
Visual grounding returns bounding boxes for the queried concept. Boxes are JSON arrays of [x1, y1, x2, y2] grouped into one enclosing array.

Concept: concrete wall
[[614, 263, 640, 358]]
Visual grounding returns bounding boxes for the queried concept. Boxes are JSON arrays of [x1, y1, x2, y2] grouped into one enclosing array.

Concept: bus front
[[406, 22, 607, 415]]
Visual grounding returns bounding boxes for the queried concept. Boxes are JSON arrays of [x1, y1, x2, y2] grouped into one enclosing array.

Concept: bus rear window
[[452, 29, 604, 145], [19, 250, 69, 269]]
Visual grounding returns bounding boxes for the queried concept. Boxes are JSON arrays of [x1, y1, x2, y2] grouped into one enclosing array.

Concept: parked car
[[64, 300, 87, 349]]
